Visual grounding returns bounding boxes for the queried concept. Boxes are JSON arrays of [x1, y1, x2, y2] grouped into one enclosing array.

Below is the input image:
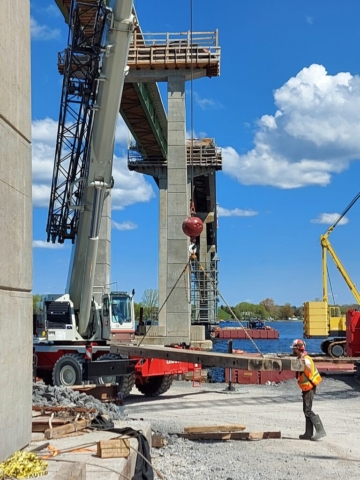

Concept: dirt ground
[[124, 373, 360, 480]]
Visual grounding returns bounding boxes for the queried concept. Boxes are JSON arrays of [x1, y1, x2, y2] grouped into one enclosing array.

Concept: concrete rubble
[[30, 383, 152, 480], [33, 383, 125, 421]]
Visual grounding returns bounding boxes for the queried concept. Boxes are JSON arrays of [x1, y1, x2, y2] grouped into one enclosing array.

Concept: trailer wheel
[[135, 374, 173, 397], [96, 353, 135, 398], [52, 354, 84, 387]]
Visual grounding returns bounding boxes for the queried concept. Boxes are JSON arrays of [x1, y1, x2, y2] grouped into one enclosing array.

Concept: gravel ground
[[33, 384, 126, 421], [125, 374, 360, 480]]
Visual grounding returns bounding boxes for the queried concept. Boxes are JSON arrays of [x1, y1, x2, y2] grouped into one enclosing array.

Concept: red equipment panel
[[346, 309, 360, 356]]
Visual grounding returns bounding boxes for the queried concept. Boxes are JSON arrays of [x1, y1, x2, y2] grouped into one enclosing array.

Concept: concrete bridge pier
[[0, 1, 32, 460], [157, 74, 192, 344]]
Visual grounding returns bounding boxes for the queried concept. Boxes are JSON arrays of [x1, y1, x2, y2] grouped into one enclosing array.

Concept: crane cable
[[189, 0, 195, 215], [137, 259, 192, 346], [192, 257, 265, 357], [327, 266, 337, 306], [138, 256, 264, 357]]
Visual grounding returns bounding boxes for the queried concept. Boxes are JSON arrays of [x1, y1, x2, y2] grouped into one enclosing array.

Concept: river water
[[209, 320, 323, 382]]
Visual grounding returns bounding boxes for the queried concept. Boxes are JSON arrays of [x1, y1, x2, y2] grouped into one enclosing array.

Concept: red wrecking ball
[[182, 216, 203, 237]]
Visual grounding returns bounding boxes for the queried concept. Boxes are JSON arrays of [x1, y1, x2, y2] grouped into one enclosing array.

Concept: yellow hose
[[0, 451, 48, 478]]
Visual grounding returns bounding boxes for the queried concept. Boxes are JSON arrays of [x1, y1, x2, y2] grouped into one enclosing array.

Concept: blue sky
[[30, 0, 360, 307]]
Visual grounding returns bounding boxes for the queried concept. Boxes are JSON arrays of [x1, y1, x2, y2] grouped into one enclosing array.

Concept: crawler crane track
[[327, 340, 346, 358]]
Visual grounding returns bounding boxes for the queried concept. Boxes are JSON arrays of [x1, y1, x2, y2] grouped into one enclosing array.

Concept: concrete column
[[166, 75, 191, 343], [93, 193, 111, 305], [0, 0, 32, 460], [157, 176, 167, 332]]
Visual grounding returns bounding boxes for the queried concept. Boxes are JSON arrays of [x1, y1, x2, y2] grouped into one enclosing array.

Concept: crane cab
[[102, 291, 136, 342]]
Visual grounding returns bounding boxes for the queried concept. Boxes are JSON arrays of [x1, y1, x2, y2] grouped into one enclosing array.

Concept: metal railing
[[128, 31, 220, 69], [128, 138, 222, 168]]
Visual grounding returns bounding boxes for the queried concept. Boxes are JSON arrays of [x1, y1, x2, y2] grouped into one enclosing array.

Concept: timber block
[[97, 439, 130, 458]]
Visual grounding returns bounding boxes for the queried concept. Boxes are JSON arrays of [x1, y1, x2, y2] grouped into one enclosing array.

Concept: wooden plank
[[97, 439, 130, 450], [33, 406, 96, 414], [53, 462, 86, 480], [184, 425, 246, 434], [110, 344, 304, 372], [178, 431, 281, 441], [97, 447, 130, 459], [45, 419, 90, 439], [32, 416, 75, 432], [152, 434, 167, 448], [97, 439, 130, 458]]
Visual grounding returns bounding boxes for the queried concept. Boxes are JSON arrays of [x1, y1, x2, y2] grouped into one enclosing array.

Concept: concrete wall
[[0, 0, 32, 460]]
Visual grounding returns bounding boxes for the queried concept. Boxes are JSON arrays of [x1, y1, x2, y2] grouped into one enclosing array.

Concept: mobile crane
[[34, 0, 304, 392], [33, 0, 196, 397], [303, 192, 360, 357]]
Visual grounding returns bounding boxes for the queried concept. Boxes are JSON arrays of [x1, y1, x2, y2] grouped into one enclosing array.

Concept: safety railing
[[128, 31, 220, 76]]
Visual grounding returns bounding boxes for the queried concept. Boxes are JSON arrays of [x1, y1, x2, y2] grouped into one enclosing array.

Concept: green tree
[[260, 298, 276, 315], [33, 294, 43, 314], [134, 302, 142, 320], [293, 305, 304, 318], [232, 302, 268, 320], [217, 307, 231, 320], [141, 289, 158, 321], [278, 303, 294, 320]]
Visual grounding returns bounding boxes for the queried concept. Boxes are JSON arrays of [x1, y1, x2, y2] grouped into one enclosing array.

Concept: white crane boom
[[66, 1, 134, 336]]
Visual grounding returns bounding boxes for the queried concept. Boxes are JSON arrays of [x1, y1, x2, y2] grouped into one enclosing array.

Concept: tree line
[[32, 291, 358, 322], [219, 297, 359, 321]]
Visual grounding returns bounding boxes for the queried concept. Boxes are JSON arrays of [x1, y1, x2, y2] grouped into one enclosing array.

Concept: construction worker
[[291, 339, 326, 441]]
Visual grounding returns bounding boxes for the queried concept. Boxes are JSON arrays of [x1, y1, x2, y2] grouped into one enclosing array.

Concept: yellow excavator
[[303, 192, 360, 357]]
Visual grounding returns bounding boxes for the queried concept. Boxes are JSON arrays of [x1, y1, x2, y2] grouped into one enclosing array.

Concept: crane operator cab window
[[111, 296, 131, 325]]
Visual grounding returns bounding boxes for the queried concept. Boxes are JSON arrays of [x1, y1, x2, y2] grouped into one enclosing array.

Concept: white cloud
[[44, 5, 61, 17], [115, 115, 130, 145], [31, 117, 155, 210], [217, 206, 258, 217], [30, 17, 60, 40], [32, 118, 57, 207], [33, 240, 65, 249], [111, 155, 155, 209], [192, 91, 222, 110], [223, 64, 360, 189], [311, 213, 349, 225], [112, 220, 138, 231], [32, 184, 51, 208]]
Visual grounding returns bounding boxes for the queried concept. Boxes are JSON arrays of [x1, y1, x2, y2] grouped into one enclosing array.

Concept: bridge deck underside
[[121, 83, 165, 159]]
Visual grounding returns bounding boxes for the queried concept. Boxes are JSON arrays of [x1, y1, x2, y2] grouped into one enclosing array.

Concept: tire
[[328, 342, 345, 358], [119, 373, 135, 398], [135, 374, 173, 397], [52, 354, 84, 387], [96, 353, 135, 398]]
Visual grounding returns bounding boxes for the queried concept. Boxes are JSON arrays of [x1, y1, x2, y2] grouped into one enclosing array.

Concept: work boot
[[311, 414, 326, 441], [299, 417, 313, 440]]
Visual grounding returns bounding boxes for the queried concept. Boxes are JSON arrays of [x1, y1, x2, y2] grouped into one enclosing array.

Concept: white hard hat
[[291, 339, 306, 350]]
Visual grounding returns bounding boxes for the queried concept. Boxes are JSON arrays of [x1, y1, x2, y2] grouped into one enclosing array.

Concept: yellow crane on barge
[[303, 192, 360, 357]]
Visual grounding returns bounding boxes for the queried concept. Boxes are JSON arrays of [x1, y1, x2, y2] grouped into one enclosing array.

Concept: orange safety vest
[[297, 355, 322, 392]]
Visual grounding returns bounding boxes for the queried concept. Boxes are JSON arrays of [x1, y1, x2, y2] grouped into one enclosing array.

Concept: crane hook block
[[182, 216, 203, 238]]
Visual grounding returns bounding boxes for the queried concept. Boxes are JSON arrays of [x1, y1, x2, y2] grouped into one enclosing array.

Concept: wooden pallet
[[178, 425, 281, 441]]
